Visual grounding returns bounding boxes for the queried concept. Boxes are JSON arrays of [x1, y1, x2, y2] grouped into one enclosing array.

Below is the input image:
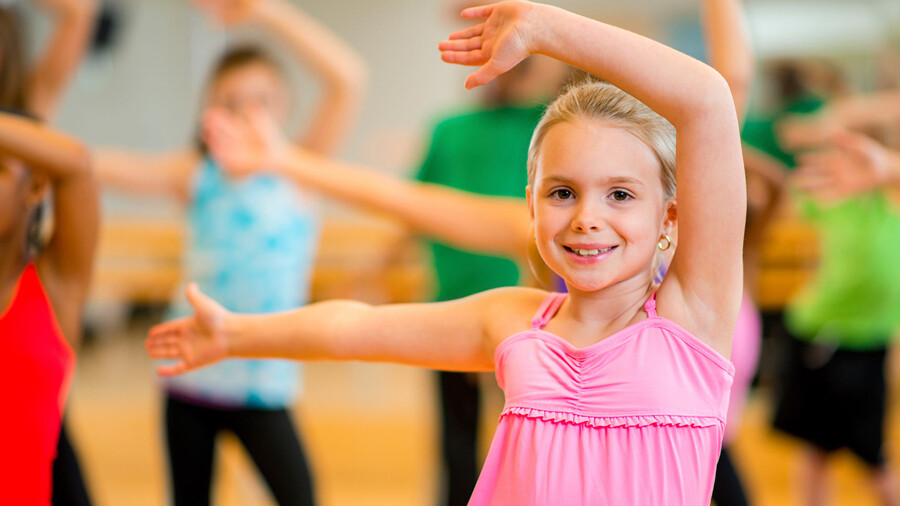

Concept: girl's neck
[[0, 233, 30, 291], [561, 275, 655, 331]]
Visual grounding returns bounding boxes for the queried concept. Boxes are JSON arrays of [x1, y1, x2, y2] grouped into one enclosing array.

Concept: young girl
[[149, 1, 745, 503], [0, 110, 97, 505], [94, 0, 366, 503], [0, 1, 98, 504]]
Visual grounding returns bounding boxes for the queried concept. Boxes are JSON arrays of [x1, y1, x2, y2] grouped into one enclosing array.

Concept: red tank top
[[0, 263, 75, 505]]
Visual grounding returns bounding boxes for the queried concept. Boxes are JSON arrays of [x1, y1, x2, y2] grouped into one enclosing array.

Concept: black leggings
[[165, 395, 315, 506], [711, 446, 749, 506], [438, 371, 481, 506], [52, 419, 92, 506]]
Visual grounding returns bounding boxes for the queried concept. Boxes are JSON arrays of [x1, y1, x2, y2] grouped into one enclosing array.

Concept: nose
[[571, 199, 604, 233]]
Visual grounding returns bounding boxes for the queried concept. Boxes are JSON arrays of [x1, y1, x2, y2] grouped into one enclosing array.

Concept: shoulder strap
[[644, 291, 658, 319], [531, 292, 567, 330]]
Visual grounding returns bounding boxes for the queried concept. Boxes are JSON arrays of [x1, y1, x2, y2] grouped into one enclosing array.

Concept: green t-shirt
[[415, 105, 544, 301], [786, 192, 900, 348]]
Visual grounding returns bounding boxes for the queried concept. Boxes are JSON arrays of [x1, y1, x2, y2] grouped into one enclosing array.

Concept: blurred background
[[15, 0, 900, 504]]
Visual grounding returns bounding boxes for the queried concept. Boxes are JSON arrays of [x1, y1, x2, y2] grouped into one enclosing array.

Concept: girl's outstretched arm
[[27, 0, 97, 120], [0, 112, 97, 343], [701, 0, 754, 123], [204, 107, 531, 258], [441, 2, 745, 346], [147, 283, 521, 376], [196, 0, 368, 154], [93, 147, 198, 203]]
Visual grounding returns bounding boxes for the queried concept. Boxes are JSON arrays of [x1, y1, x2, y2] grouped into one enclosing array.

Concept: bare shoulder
[[475, 286, 551, 348], [655, 274, 740, 359]]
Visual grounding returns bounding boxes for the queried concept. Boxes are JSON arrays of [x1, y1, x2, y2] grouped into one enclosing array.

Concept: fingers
[[440, 49, 488, 67], [461, 4, 494, 19], [438, 36, 483, 52], [465, 62, 503, 89], [185, 282, 212, 311], [447, 23, 485, 41], [156, 362, 190, 378]]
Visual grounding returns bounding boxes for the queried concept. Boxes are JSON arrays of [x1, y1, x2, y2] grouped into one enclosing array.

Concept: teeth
[[572, 247, 613, 256]]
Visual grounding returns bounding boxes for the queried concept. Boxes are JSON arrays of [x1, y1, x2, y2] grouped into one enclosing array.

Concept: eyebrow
[[539, 175, 645, 186]]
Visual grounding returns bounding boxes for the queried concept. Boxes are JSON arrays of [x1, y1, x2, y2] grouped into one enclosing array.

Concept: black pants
[[438, 371, 480, 506], [165, 395, 315, 506], [711, 446, 749, 506], [52, 420, 92, 506]]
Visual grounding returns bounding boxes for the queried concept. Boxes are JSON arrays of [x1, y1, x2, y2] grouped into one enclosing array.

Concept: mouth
[[563, 245, 617, 258]]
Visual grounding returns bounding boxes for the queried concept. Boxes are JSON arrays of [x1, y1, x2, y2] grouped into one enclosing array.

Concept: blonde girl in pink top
[[146, 1, 746, 504]]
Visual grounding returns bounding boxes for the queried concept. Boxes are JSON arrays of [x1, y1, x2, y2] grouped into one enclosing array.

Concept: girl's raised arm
[[203, 107, 531, 258], [27, 0, 96, 120], [441, 1, 746, 344], [196, 0, 367, 154], [0, 113, 97, 337], [146, 283, 527, 376]]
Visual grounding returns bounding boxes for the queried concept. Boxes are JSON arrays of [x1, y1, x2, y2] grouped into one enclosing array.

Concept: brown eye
[[611, 190, 631, 201], [551, 189, 573, 200]]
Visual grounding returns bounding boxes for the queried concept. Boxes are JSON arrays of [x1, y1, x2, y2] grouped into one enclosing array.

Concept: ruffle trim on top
[[501, 406, 724, 429]]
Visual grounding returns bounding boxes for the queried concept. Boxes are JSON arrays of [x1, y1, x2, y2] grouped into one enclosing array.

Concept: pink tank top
[[470, 292, 734, 505], [0, 263, 75, 505]]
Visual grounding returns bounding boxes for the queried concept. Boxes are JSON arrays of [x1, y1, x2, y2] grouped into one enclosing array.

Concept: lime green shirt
[[786, 192, 900, 348], [415, 105, 544, 301]]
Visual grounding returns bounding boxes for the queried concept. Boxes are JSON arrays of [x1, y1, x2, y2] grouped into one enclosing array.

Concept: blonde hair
[[527, 80, 676, 200]]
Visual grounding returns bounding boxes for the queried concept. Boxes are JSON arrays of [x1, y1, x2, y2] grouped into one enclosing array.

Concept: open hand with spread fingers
[[145, 284, 232, 377], [203, 106, 289, 179], [439, 1, 544, 89], [793, 131, 897, 203]]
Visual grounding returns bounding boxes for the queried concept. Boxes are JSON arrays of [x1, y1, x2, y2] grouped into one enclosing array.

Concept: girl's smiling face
[[528, 118, 675, 294]]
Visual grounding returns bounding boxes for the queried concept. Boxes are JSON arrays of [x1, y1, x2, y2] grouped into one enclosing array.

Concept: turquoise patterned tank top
[[162, 159, 319, 408]]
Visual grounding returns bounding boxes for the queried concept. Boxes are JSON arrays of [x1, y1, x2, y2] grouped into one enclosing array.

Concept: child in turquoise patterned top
[[93, 0, 366, 504]]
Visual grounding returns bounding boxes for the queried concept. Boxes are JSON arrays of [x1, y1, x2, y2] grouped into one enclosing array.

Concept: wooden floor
[[66, 323, 900, 506]]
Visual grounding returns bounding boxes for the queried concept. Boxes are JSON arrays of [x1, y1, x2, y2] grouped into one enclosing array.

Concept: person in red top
[[0, 108, 97, 504]]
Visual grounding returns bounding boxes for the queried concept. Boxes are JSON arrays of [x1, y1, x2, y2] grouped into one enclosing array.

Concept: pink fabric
[[470, 292, 734, 506], [724, 291, 762, 443]]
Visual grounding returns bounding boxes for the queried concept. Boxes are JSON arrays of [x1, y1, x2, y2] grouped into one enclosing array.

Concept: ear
[[663, 197, 677, 234], [25, 170, 50, 207], [526, 185, 535, 222]]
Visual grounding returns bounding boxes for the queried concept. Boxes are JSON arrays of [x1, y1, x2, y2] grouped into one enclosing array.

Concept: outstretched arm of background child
[[93, 148, 199, 203], [203, 107, 532, 258], [27, 0, 96, 120], [441, 1, 745, 345], [0, 112, 97, 303], [701, 0, 754, 123], [146, 283, 507, 376], [196, 0, 368, 154]]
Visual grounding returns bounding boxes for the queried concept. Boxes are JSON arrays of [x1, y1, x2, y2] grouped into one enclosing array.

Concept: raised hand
[[193, 0, 259, 27], [792, 131, 894, 202], [203, 106, 288, 178], [439, 1, 543, 89], [145, 284, 232, 376]]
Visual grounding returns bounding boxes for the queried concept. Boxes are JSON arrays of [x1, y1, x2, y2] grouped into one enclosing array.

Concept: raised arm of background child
[[701, 0, 754, 123], [203, 107, 532, 258], [440, 1, 745, 349], [146, 282, 529, 376], [0, 112, 97, 344], [27, 0, 96, 120], [196, 0, 368, 154]]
